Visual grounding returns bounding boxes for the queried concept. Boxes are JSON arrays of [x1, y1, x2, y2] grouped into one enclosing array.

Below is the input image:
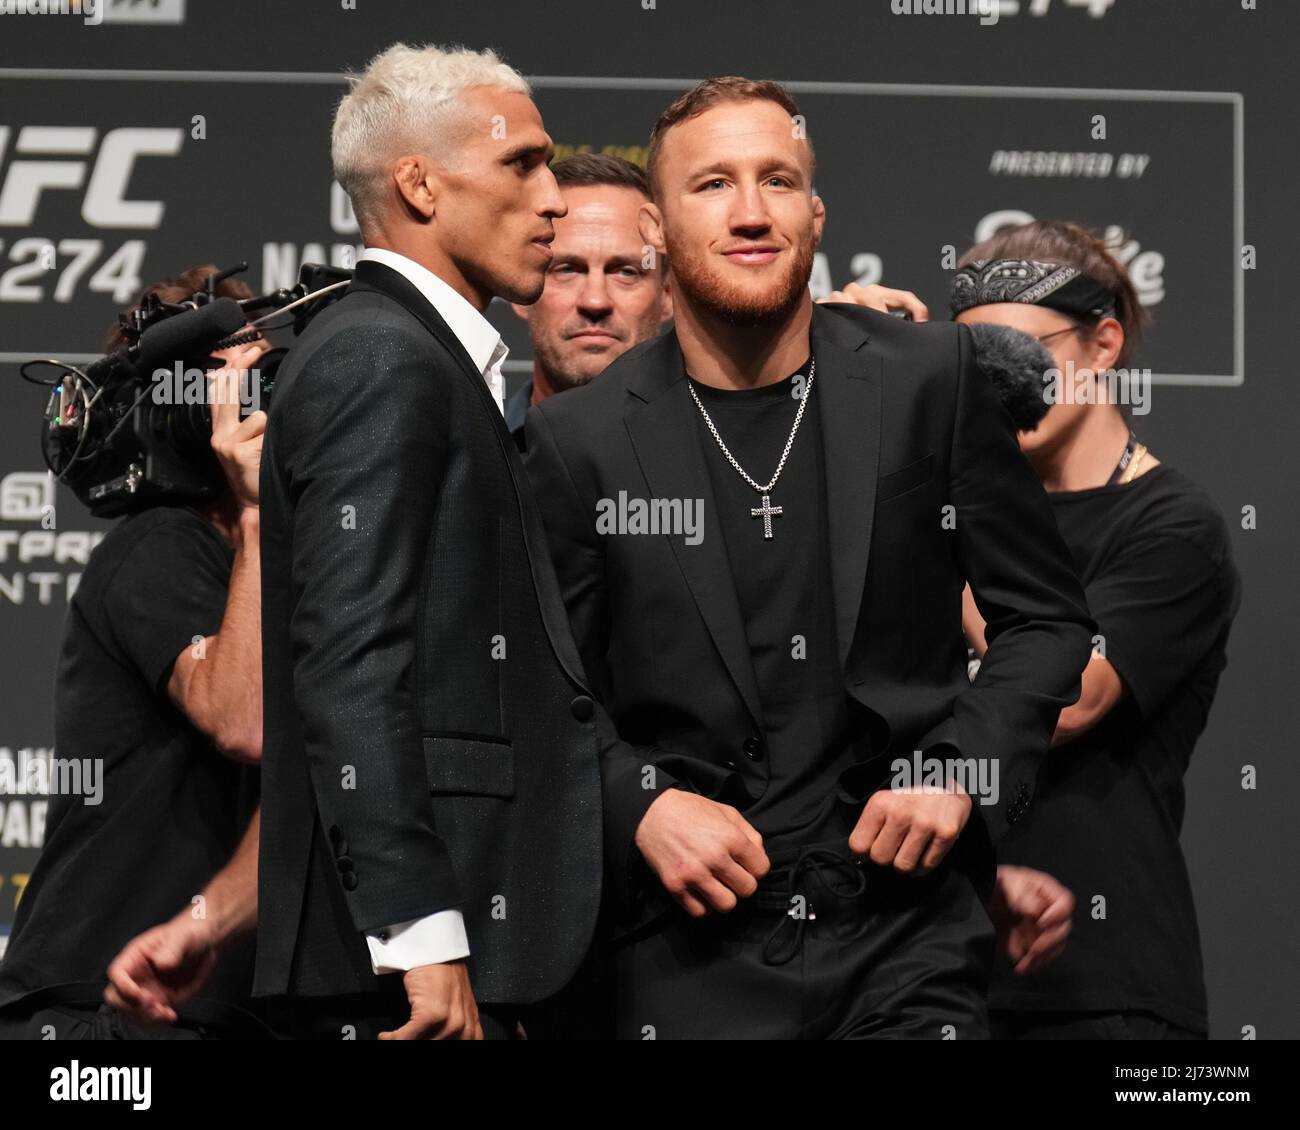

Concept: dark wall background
[[0, 0, 1294, 1038]]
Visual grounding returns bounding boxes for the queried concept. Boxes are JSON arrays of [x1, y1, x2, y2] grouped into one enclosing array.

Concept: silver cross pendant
[[750, 494, 784, 540]]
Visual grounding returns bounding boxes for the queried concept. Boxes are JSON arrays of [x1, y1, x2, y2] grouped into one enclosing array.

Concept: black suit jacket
[[255, 260, 602, 1005], [524, 302, 1095, 911]]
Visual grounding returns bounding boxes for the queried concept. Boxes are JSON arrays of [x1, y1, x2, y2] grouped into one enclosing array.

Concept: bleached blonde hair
[[331, 42, 530, 234]]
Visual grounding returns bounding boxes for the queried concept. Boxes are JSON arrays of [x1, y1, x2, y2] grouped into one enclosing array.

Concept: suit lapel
[[811, 305, 883, 668], [350, 260, 490, 391], [624, 335, 766, 730]]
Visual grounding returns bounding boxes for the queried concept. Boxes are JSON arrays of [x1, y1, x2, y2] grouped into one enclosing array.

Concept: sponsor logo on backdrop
[[990, 150, 1151, 178], [0, 125, 184, 228], [0, 470, 53, 521], [0, 124, 185, 306], [975, 209, 1166, 307], [0, 471, 104, 606]]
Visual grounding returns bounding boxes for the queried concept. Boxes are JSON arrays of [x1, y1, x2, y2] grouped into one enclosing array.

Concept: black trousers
[[0, 984, 274, 1040], [0, 1002, 208, 1041], [257, 978, 520, 1040], [612, 844, 995, 1040], [992, 1010, 1205, 1041]]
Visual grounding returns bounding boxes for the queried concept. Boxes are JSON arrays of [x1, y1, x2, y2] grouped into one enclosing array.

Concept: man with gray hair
[[255, 42, 602, 1039]]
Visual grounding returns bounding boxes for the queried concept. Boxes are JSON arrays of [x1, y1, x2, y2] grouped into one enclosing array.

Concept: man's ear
[[509, 302, 531, 323], [811, 194, 826, 248], [639, 201, 666, 260], [392, 155, 438, 220], [659, 273, 674, 325]]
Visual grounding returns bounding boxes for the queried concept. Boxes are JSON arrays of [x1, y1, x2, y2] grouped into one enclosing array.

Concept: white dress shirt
[[354, 246, 508, 973], [355, 246, 508, 416]]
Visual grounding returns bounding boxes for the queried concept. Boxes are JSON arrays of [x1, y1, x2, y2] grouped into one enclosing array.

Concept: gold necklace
[[1120, 443, 1149, 483]]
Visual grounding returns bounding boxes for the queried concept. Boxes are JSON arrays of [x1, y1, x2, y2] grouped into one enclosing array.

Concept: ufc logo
[[0, 125, 184, 229]]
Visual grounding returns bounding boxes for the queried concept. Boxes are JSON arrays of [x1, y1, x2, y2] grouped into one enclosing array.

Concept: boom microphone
[[133, 297, 247, 374]]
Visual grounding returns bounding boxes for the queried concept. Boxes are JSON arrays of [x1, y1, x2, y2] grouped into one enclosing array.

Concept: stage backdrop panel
[[0, 0, 1294, 1042]]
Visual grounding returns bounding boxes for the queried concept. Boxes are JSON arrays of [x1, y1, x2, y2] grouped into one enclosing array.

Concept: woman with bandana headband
[[944, 220, 1241, 1040]]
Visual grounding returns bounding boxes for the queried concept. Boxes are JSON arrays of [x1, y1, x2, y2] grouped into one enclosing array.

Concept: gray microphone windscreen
[[967, 321, 1054, 432]]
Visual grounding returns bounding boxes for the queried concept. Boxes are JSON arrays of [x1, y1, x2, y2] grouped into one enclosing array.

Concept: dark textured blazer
[[255, 260, 602, 1005], [524, 301, 1096, 909]]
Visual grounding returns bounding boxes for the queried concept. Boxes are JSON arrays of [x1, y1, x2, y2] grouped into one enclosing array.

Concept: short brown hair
[[105, 264, 254, 352], [645, 76, 812, 200], [958, 220, 1149, 368], [551, 152, 651, 199]]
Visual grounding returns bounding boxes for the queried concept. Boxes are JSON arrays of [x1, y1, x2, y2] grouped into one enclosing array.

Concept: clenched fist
[[848, 785, 972, 875], [635, 789, 770, 917]]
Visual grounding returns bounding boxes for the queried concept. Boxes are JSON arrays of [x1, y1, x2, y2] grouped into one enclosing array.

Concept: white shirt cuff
[[365, 909, 469, 974]]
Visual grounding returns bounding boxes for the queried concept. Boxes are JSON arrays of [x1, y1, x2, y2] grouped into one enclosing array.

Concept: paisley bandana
[[950, 258, 1117, 321]]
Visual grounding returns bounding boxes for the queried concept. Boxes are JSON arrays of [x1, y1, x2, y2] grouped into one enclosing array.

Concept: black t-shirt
[[990, 464, 1240, 1032], [0, 506, 257, 1010], [689, 361, 868, 852]]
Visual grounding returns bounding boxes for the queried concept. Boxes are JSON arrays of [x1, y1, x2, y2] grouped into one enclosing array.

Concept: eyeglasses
[[1036, 326, 1084, 345]]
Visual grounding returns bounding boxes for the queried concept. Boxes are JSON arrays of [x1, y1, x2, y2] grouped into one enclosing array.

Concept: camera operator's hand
[[208, 339, 268, 510], [104, 912, 220, 1026]]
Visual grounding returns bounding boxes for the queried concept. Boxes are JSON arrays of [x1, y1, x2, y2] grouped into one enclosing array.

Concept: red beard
[[667, 236, 815, 326]]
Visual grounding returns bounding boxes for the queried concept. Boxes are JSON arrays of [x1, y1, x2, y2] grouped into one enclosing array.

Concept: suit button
[[376, 929, 390, 943], [328, 824, 344, 846], [743, 737, 762, 760], [336, 855, 354, 872], [340, 871, 358, 891], [334, 838, 350, 857], [570, 695, 594, 722]]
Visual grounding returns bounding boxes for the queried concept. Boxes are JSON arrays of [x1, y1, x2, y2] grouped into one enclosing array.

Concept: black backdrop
[[0, 0, 1294, 1039]]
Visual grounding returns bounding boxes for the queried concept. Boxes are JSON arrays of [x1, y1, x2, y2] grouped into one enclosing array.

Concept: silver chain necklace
[[687, 359, 815, 540]]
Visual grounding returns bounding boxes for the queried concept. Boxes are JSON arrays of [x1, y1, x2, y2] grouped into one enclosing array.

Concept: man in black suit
[[255, 43, 602, 1039], [524, 77, 1095, 1039]]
